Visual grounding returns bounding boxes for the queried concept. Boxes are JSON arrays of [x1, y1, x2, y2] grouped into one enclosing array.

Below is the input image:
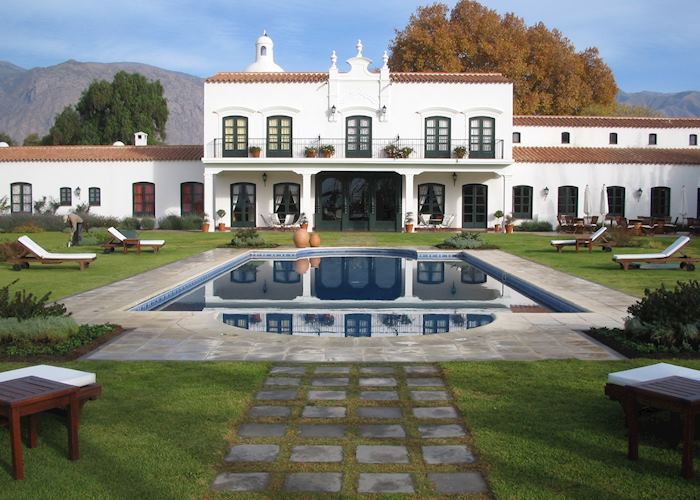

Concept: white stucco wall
[[514, 126, 700, 148]]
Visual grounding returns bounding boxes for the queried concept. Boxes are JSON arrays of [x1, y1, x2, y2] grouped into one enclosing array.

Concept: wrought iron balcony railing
[[207, 137, 504, 160]]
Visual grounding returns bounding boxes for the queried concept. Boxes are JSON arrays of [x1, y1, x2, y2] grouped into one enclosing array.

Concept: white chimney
[[134, 131, 148, 146]]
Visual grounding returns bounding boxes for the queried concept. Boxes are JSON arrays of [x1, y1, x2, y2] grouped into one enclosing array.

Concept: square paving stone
[[418, 424, 466, 439], [302, 406, 346, 418], [311, 377, 349, 386], [422, 445, 475, 464], [256, 390, 298, 401], [356, 445, 409, 464], [270, 366, 306, 375], [238, 423, 287, 438], [225, 444, 279, 462], [406, 377, 445, 387], [359, 424, 406, 438], [299, 424, 347, 438], [212, 472, 270, 492], [308, 390, 346, 400], [360, 367, 394, 374], [410, 390, 450, 401], [315, 366, 350, 374], [284, 472, 342, 493], [248, 406, 291, 418], [358, 473, 415, 493], [358, 407, 402, 419], [360, 391, 399, 401], [264, 377, 301, 386], [290, 445, 343, 462], [427, 472, 488, 494], [412, 406, 459, 419], [359, 377, 397, 387], [403, 365, 439, 375]]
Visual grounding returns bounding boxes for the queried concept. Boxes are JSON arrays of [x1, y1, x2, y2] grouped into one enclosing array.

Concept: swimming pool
[[133, 249, 585, 337]]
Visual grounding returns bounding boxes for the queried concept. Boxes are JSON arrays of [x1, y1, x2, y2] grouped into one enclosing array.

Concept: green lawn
[[0, 361, 268, 499], [1, 230, 697, 299], [443, 359, 700, 499]]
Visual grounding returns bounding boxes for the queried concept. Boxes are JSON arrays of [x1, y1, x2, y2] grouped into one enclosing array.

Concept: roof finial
[[356, 39, 363, 57], [330, 50, 337, 69], [263, 29, 267, 36], [382, 50, 389, 69]]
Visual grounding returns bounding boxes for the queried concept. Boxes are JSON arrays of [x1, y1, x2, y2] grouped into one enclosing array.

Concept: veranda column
[[203, 170, 215, 232], [403, 172, 415, 232], [301, 172, 313, 231]]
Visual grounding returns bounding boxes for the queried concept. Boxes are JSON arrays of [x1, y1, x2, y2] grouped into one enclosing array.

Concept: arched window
[[133, 182, 155, 217], [88, 187, 101, 206], [345, 314, 371, 337], [230, 182, 256, 227], [267, 115, 292, 157], [512, 185, 533, 219], [561, 132, 570, 144], [650, 186, 671, 218], [59, 187, 72, 206], [346, 116, 372, 158], [266, 313, 292, 334], [181, 182, 204, 216], [469, 116, 495, 158], [417, 262, 444, 284], [273, 183, 300, 221], [425, 116, 450, 158], [558, 186, 578, 217], [222, 115, 248, 157], [418, 183, 445, 219], [606, 186, 625, 217], [260, 46, 267, 56], [10, 182, 32, 213], [423, 314, 450, 334]]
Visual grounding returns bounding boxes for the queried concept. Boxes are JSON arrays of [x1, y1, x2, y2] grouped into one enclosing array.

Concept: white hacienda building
[[2, 33, 699, 230]]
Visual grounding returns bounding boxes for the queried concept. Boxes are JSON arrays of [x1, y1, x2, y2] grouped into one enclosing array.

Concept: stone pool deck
[[64, 247, 631, 362]]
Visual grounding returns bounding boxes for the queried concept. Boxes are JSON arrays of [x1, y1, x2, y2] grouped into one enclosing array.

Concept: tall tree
[[43, 71, 168, 145], [389, 1, 618, 115]]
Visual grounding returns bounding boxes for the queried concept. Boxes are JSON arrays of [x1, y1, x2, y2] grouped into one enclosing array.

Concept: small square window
[[561, 132, 570, 144], [512, 132, 521, 144], [609, 132, 618, 145], [649, 133, 657, 145], [690, 134, 697, 146]]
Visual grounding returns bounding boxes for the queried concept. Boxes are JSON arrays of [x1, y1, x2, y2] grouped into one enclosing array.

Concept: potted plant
[[201, 213, 210, 232], [298, 212, 309, 230], [405, 211, 415, 233], [505, 213, 515, 234], [384, 144, 414, 159], [216, 209, 227, 231], [304, 146, 318, 158], [249, 146, 262, 158], [320, 144, 335, 158], [453, 146, 467, 159], [493, 210, 504, 232]]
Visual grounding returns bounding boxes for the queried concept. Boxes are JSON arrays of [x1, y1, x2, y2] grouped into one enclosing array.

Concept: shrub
[[0, 316, 79, 342], [14, 223, 44, 233], [437, 231, 489, 249], [80, 213, 121, 229], [0, 241, 23, 262], [515, 221, 553, 232], [230, 229, 278, 248], [121, 217, 141, 230], [158, 214, 203, 230], [0, 322, 115, 357], [79, 227, 111, 246], [0, 280, 68, 320], [139, 217, 156, 230], [0, 214, 65, 232], [628, 280, 700, 326]]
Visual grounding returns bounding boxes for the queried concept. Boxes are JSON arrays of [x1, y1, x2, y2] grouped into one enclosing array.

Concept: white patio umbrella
[[680, 185, 688, 219], [600, 184, 609, 219], [583, 184, 591, 216]]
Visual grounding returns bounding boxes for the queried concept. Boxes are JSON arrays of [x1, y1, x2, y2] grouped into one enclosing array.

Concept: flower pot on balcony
[[304, 147, 318, 158], [249, 147, 262, 158], [309, 232, 321, 247]]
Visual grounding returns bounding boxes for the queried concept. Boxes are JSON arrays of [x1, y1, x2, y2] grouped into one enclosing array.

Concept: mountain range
[[0, 60, 698, 145]]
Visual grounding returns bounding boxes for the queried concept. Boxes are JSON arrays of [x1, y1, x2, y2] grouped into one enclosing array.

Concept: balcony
[[207, 137, 504, 161]]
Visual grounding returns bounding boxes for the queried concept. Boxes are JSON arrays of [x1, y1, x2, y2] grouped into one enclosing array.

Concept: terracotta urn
[[309, 232, 321, 247], [201, 222, 210, 232], [310, 257, 321, 268], [293, 258, 310, 274], [293, 228, 310, 248]]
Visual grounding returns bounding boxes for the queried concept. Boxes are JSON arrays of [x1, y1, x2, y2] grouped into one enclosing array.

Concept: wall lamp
[[74, 187, 81, 197], [636, 187, 643, 197], [262, 173, 268, 186], [452, 172, 458, 186], [381, 105, 387, 116], [543, 186, 549, 198], [330, 105, 336, 116]]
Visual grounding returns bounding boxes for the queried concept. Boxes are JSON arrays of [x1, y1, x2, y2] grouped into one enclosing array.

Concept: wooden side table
[[625, 376, 700, 480], [0, 376, 81, 480]]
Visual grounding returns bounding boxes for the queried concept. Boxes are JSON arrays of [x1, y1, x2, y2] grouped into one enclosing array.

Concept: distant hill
[[618, 90, 700, 117], [0, 60, 203, 145]]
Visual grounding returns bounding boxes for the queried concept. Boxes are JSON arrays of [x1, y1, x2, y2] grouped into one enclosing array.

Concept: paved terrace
[[63, 247, 631, 362]]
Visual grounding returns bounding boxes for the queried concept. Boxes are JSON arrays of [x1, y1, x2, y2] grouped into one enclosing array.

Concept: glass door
[[346, 177, 369, 230], [462, 184, 487, 228], [371, 175, 401, 231], [231, 183, 256, 227]]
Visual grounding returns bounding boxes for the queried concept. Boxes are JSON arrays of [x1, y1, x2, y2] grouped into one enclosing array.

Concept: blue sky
[[1, 0, 698, 92]]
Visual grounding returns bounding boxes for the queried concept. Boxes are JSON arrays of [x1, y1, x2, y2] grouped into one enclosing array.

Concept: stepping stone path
[[212, 364, 490, 496]]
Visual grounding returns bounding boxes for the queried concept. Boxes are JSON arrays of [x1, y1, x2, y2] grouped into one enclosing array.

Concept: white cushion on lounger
[[550, 239, 576, 246], [108, 227, 128, 241], [608, 362, 700, 386], [18, 236, 96, 260], [138, 239, 165, 246], [613, 235, 690, 261], [0, 364, 96, 387]]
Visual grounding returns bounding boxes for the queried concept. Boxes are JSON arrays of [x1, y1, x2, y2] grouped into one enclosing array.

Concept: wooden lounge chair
[[550, 226, 609, 252], [104, 227, 165, 254], [613, 235, 697, 271], [10, 236, 96, 271]]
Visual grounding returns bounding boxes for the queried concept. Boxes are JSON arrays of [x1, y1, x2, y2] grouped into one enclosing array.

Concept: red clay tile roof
[[513, 115, 700, 128], [0, 145, 202, 162], [513, 147, 700, 165], [205, 71, 510, 84]]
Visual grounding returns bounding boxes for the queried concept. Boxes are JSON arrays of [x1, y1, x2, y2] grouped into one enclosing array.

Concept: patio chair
[[10, 235, 96, 271], [550, 226, 609, 252], [688, 217, 700, 235], [612, 235, 697, 270], [104, 227, 165, 254], [436, 213, 455, 229], [417, 213, 431, 228], [282, 214, 300, 229], [261, 213, 282, 229], [557, 215, 574, 233]]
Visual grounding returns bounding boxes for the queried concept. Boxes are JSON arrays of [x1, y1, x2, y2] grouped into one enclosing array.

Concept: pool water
[[156, 254, 561, 337]]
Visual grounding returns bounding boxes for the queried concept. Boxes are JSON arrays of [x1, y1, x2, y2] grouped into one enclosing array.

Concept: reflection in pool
[[158, 255, 550, 337]]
